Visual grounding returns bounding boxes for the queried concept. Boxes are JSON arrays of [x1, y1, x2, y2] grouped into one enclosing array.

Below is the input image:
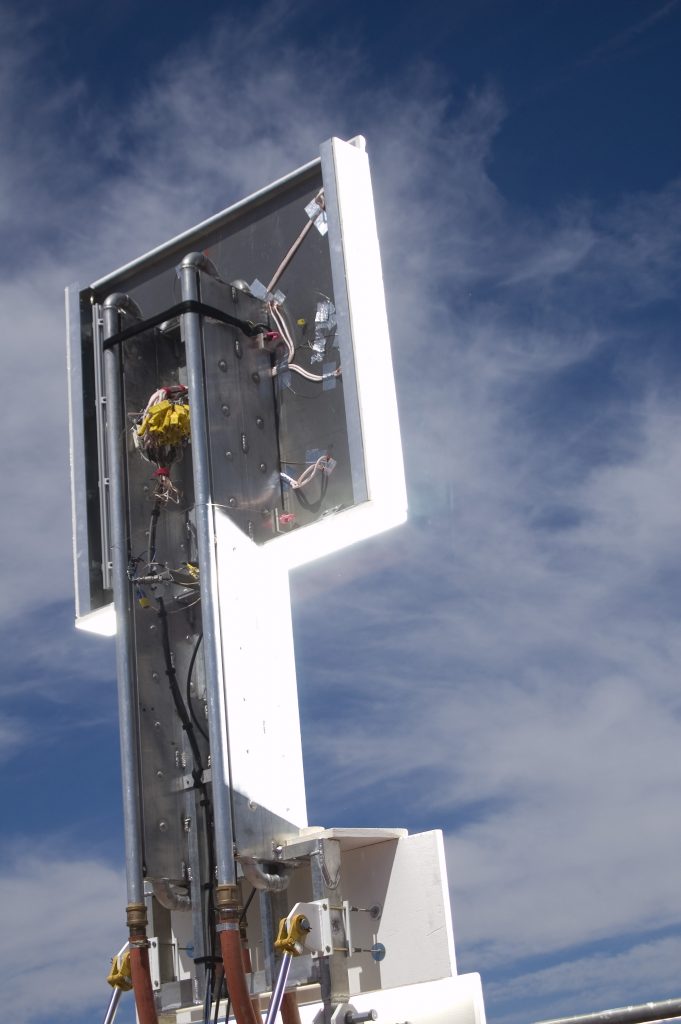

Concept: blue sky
[[1, 1, 680, 1022]]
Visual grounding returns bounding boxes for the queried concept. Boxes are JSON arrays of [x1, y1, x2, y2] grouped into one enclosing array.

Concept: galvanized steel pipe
[[102, 295, 146, 907], [536, 999, 681, 1024], [178, 255, 237, 887]]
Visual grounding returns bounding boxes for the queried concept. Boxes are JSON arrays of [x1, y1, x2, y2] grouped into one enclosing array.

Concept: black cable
[[293, 468, 328, 514], [148, 498, 162, 566], [101, 298, 268, 349], [157, 597, 204, 778], [186, 632, 209, 740], [156, 598, 218, 963], [240, 885, 257, 925], [210, 962, 224, 1019], [203, 963, 214, 1024]]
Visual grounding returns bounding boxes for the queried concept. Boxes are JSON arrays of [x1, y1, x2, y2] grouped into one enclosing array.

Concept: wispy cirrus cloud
[[2, 5, 681, 1024], [0, 843, 126, 1024]]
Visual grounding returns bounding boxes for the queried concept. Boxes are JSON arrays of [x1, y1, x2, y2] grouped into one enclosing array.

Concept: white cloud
[[487, 935, 681, 1024], [0, 845, 127, 1023], [1, 7, 681, 1024]]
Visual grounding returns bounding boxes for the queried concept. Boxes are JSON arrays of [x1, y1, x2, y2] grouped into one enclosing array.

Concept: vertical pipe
[[102, 296, 145, 904], [178, 256, 236, 887], [103, 296, 158, 1024]]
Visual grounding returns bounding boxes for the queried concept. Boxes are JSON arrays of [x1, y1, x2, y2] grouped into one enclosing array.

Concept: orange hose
[[220, 926, 260, 1024], [130, 943, 158, 1024], [282, 990, 302, 1024]]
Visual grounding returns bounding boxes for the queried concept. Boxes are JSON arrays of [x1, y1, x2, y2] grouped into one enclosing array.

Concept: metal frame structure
[[67, 137, 485, 1024]]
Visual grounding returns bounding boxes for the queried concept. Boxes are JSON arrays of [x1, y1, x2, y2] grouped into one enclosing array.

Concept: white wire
[[281, 455, 331, 489], [268, 302, 340, 383]]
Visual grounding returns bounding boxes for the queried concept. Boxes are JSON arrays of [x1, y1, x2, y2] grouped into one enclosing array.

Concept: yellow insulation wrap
[[138, 400, 190, 446]]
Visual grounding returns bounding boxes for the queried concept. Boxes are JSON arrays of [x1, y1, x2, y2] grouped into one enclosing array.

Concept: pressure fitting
[[126, 902, 150, 947], [215, 883, 240, 911], [214, 883, 241, 931]]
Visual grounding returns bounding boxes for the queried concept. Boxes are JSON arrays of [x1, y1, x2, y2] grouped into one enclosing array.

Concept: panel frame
[[68, 136, 406, 632]]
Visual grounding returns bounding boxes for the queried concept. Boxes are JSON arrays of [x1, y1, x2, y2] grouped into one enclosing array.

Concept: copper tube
[[282, 990, 302, 1024], [129, 942, 158, 1024], [220, 926, 260, 1024]]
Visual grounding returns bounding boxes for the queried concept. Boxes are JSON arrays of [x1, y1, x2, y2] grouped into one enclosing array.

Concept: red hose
[[282, 991, 302, 1024], [220, 926, 261, 1024], [130, 943, 158, 1024]]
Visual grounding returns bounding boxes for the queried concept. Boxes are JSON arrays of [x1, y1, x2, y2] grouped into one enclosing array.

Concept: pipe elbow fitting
[[103, 292, 143, 320], [240, 857, 293, 893], [152, 879, 192, 912], [178, 252, 219, 277]]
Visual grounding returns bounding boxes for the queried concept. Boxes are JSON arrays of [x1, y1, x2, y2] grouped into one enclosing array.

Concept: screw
[[221, 404, 230, 416], [158, 820, 168, 832], [252, 371, 260, 384], [259, 462, 266, 473], [228, 497, 237, 507], [256, 416, 264, 428], [225, 450, 233, 460], [218, 359, 227, 372]]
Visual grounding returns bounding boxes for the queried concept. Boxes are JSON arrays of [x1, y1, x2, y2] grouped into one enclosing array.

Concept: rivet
[[259, 462, 266, 473], [221, 404, 230, 417], [225, 450, 233, 460], [228, 497, 237, 508], [218, 359, 227, 372], [151, 672, 159, 681], [158, 820, 168, 832], [256, 416, 264, 428]]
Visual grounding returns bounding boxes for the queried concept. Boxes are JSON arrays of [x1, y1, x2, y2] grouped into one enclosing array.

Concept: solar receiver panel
[[67, 136, 406, 632]]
